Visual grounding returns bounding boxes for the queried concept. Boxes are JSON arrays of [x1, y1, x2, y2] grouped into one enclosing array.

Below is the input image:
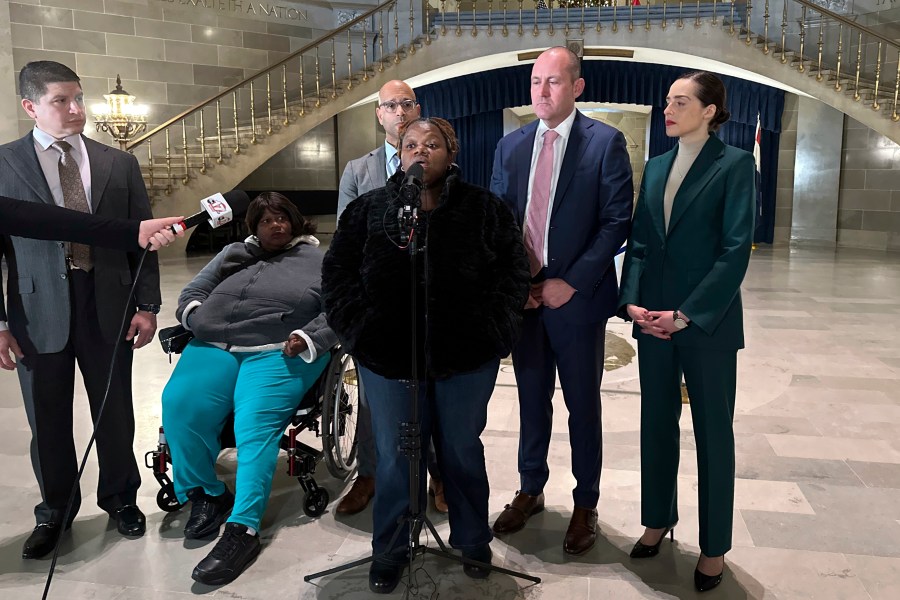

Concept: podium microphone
[[170, 190, 251, 234], [400, 163, 425, 207]]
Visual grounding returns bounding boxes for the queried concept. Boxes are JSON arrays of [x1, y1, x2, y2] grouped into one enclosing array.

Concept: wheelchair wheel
[[303, 488, 330, 518], [157, 486, 184, 512], [322, 348, 360, 479]]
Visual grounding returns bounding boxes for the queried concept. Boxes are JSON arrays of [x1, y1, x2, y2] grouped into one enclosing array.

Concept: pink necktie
[[525, 129, 559, 276]]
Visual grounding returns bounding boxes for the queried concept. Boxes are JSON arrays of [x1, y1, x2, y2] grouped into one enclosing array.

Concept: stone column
[[790, 96, 843, 246], [0, 2, 21, 144]]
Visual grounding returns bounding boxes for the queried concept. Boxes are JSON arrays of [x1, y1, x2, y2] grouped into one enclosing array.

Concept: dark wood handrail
[[127, 0, 399, 150]]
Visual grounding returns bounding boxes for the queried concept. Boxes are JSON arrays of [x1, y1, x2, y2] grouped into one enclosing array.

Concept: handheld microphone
[[399, 162, 425, 207], [170, 190, 251, 234]]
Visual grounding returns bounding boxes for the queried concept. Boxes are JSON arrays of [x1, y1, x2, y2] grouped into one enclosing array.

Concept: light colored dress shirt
[[525, 108, 578, 268], [31, 127, 93, 211]]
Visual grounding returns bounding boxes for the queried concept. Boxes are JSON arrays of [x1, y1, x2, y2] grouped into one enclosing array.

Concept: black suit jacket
[[0, 194, 139, 250], [0, 133, 159, 354]]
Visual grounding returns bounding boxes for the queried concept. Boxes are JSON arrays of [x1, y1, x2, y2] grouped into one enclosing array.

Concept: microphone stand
[[305, 197, 540, 593]]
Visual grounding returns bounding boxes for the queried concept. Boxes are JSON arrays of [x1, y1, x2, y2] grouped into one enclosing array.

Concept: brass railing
[[129, 0, 898, 198], [747, 0, 900, 114], [127, 0, 420, 195]]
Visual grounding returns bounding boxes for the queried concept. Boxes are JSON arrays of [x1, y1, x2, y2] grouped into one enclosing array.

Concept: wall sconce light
[[91, 75, 148, 150]]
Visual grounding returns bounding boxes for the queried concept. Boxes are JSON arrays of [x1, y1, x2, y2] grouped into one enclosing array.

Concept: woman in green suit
[[618, 71, 756, 593]]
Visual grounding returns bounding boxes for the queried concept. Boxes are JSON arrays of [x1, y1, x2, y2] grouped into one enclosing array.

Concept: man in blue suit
[[489, 47, 633, 555]]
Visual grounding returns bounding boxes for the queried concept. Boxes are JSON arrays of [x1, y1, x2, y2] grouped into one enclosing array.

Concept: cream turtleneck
[[663, 135, 709, 231]]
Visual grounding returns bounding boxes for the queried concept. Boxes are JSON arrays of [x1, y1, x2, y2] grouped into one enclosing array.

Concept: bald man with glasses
[[336, 80, 420, 222]]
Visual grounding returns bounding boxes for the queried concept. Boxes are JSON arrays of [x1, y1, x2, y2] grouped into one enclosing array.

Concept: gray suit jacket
[[0, 132, 160, 354], [336, 145, 387, 226]]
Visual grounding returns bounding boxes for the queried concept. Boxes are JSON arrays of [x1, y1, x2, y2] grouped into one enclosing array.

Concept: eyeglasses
[[379, 99, 417, 113]]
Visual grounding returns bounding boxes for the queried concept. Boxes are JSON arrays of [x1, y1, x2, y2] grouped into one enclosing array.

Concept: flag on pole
[[752, 115, 762, 248], [753, 115, 762, 173]]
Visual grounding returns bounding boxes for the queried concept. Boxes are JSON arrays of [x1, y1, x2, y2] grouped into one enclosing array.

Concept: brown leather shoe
[[335, 476, 375, 515], [491, 491, 544, 535], [429, 478, 449, 514], [563, 506, 598, 555]]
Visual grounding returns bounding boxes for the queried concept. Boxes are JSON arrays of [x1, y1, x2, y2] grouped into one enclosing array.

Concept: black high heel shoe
[[694, 557, 724, 592], [629, 524, 676, 558]]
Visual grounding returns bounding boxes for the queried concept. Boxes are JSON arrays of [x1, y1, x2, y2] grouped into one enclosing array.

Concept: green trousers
[[636, 337, 737, 556]]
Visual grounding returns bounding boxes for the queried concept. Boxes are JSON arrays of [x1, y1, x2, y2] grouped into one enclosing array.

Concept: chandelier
[[91, 75, 148, 149]]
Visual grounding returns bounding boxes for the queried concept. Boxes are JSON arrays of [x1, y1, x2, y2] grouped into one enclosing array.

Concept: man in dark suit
[[334, 80, 429, 515], [489, 47, 633, 555], [0, 61, 160, 558]]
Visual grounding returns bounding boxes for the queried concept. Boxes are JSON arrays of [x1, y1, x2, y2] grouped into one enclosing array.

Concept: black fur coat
[[322, 167, 530, 380]]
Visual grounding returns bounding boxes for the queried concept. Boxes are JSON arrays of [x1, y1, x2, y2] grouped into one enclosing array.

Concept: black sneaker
[[191, 523, 261, 585], [462, 544, 493, 579], [184, 487, 235, 540]]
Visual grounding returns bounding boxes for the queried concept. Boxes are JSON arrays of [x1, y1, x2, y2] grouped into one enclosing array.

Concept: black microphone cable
[[41, 244, 151, 600]]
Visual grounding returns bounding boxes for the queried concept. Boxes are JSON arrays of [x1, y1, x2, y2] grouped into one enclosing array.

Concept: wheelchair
[[145, 346, 360, 518]]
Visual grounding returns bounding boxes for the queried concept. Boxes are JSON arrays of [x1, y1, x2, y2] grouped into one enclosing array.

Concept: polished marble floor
[[1, 246, 899, 599]]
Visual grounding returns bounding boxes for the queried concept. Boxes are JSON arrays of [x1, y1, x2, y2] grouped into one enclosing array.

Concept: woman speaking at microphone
[[323, 117, 530, 593]]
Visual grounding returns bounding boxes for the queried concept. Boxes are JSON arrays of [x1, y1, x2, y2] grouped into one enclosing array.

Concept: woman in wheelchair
[[161, 192, 337, 585]]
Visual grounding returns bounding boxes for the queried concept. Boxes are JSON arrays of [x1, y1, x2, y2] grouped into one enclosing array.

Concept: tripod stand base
[[303, 514, 541, 587]]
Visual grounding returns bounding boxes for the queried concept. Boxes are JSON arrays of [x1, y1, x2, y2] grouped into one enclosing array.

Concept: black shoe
[[113, 505, 146, 537], [184, 487, 235, 540], [462, 545, 493, 579], [694, 563, 724, 592], [368, 557, 404, 594], [629, 524, 676, 559], [22, 522, 65, 559], [191, 523, 261, 586]]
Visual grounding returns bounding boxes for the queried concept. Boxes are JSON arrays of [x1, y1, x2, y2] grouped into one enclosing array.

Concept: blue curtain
[[417, 62, 784, 131], [719, 121, 757, 152], [649, 107, 676, 157], [756, 129, 780, 244], [442, 112, 504, 189], [415, 61, 785, 242]]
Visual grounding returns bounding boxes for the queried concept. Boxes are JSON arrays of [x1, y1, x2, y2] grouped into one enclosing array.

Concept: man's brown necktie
[[52, 140, 93, 271]]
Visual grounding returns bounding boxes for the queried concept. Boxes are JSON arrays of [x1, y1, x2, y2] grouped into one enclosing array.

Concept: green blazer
[[618, 135, 756, 350]]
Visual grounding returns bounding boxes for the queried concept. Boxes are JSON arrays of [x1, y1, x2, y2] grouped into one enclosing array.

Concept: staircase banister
[[126, 0, 401, 151], [790, 0, 900, 50]]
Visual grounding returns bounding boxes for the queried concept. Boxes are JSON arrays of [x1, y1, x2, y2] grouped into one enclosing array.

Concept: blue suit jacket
[[490, 111, 633, 323]]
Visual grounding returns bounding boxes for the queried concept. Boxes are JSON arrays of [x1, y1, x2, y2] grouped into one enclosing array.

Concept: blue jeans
[[359, 359, 499, 556], [162, 340, 329, 531]]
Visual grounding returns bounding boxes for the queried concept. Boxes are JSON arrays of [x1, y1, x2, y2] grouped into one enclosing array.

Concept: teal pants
[[636, 337, 737, 557], [162, 340, 329, 530]]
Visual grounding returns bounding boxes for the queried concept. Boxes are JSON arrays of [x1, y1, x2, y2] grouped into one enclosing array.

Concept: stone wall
[[236, 117, 337, 191], [837, 115, 900, 251], [774, 92, 798, 245], [586, 109, 647, 197], [3, 0, 336, 142]]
